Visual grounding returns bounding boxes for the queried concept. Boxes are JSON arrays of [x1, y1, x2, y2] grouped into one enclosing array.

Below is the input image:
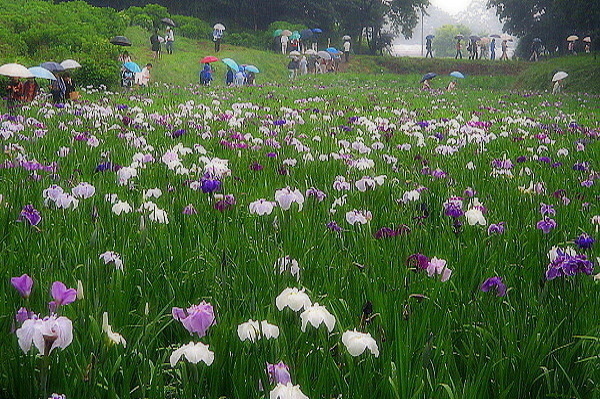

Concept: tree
[[433, 24, 471, 57], [487, 0, 600, 57]]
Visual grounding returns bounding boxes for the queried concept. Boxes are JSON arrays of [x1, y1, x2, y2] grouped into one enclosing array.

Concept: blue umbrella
[[123, 62, 141, 73], [221, 58, 239, 71], [244, 65, 260, 73], [426, 35, 435, 40], [449, 71, 465, 79], [326, 47, 339, 54], [420, 72, 437, 82], [311, 28, 322, 33], [28, 66, 57, 80], [40, 62, 65, 73]]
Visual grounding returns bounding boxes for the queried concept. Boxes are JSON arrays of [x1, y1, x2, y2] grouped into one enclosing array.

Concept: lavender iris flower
[[267, 361, 292, 385], [480, 277, 507, 297], [19, 205, 41, 226], [487, 222, 505, 235], [546, 250, 594, 280], [11, 274, 34, 298], [49, 281, 77, 312], [172, 301, 216, 337], [536, 217, 557, 234]]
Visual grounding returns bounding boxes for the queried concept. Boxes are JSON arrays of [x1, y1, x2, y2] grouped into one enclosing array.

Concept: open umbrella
[[469, 35, 480, 41], [342, 35, 351, 41], [501, 34, 514, 41], [201, 56, 219, 63], [290, 32, 301, 40], [426, 34, 435, 40], [326, 47, 339, 54], [583, 37, 591, 43], [161, 18, 176, 27], [281, 30, 292, 37], [273, 29, 283, 37], [123, 61, 141, 73], [312, 28, 323, 34], [110, 36, 131, 46], [533, 38, 542, 43], [455, 34, 464, 40], [449, 71, 465, 79], [305, 49, 317, 55], [213, 23, 225, 31], [60, 59, 81, 69], [317, 51, 332, 60], [221, 58, 239, 71], [300, 29, 314, 39], [40, 62, 65, 73], [420, 72, 437, 83], [552, 71, 568, 82], [244, 65, 260, 73], [490, 34, 501, 38], [28, 67, 56, 80], [289, 50, 301, 57], [566, 35, 579, 42], [0, 63, 35, 78]]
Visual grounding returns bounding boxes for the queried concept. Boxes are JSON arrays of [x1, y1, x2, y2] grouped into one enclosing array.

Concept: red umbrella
[[201, 56, 219, 63]]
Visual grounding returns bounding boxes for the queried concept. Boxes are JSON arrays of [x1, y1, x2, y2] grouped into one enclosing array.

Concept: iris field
[[1, 75, 599, 398]]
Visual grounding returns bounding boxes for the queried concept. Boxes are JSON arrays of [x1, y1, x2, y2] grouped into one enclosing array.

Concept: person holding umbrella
[[7, 77, 23, 108], [343, 38, 351, 62], [213, 24, 225, 52], [150, 29, 161, 59], [500, 40, 509, 60], [530, 38, 541, 61], [165, 26, 175, 55], [455, 38, 462, 59], [425, 35, 434, 58], [490, 38, 496, 60]]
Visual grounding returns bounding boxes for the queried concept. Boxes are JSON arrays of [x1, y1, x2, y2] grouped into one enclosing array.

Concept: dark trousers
[[455, 50, 462, 59]]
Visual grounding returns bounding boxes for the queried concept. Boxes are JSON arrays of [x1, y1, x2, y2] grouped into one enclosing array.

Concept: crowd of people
[[199, 64, 256, 87], [5, 71, 76, 108]]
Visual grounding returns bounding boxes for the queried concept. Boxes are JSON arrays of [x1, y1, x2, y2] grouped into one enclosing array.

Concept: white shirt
[[343, 41, 351, 51]]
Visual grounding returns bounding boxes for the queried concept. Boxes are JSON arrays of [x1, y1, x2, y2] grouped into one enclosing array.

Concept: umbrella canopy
[[342, 35, 351, 41], [490, 34, 501, 38], [201, 56, 219, 63], [533, 38, 542, 43], [469, 35, 480, 41], [110, 36, 131, 46], [566, 35, 579, 42], [317, 51, 332, 60], [311, 28, 323, 33], [281, 30, 292, 37], [552, 71, 568, 82], [161, 18, 176, 27], [326, 47, 339, 54], [426, 34, 435, 40], [420, 72, 437, 82], [221, 58, 239, 71], [583, 36, 591, 43], [60, 59, 81, 69], [273, 29, 283, 37], [290, 32, 301, 40], [455, 34, 464, 40], [305, 49, 318, 55], [213, 23, 225, 31], [28, 66, 56, 80], [40, 62, 65, 73], [244, 65, 260, 73], [0, 63, 35, 78], [300, 29, 314, 39], [449, 71, 465, 79], [500, 34, 514, 41], [289, 50, 301, 56], [123, 61, 141, 73]]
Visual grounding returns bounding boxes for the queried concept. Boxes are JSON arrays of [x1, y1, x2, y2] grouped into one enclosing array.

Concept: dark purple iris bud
[[326, 221, 342, 232], [480, 277, 507, 297], [574, 233, 594, 250]]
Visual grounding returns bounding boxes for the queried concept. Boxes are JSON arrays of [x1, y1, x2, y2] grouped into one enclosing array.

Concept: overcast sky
[[430, 0, 472, 14]]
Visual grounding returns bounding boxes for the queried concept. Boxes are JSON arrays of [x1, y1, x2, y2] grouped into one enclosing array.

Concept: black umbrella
[[40, 62, 65, 73], [110, 36, 132, 46], [490, 34, 501, 38], [300, 29, 314, 39], [420, 72, 437, 83], [455, 34, 464, 40], [469, 35, 480, 41], [161, 18, 176, 27], [426, 35, 435, 40]]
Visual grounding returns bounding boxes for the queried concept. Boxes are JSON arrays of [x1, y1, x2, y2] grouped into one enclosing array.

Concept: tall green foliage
[[433, 25, 472, 58]]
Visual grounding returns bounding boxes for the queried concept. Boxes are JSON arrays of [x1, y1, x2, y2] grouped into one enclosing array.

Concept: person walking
[[299, 56, 308, 75], [200, 64, 213, 85], [225, 68, 234, 86], [455, 39, 462, 59], [150, 30, 161, 59], [529, 40, 540, 61], [165, 27, 174, 54], [281, 34, 289, 54], [470, 38, 479, 59], [500, 40, 509, 60], [287, 57, 299, 79], [343, 40, 351, 62], [490, 38, 496, 60], [425, 37, 433, 58], [213, 28, 223, 52]]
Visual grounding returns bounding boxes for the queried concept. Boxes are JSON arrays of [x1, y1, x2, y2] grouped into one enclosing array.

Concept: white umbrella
[[304, 49, 317, 55], [342, 35, 351, 41], [213, 23, 225, 31], [0, 63, 34, 78], [552, 71, 568, 82], [317, 51, 332, 60], [281, 30, 292, 37], [60, 59, 81, 69], [289, 50, 301, 56], [583, 37, 591, 43], [566, 35, 579, 42]]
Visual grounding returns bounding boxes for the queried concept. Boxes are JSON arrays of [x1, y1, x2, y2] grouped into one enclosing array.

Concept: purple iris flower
[[172, 301, 216, 337], [480, 277, 507, 297], [487, 222, 505, 235], [406, 253, 429, 270], [574, 233, 594, 250], [11, 274, 34, 298], [49, 281, 77, 311], [516, 156, 528, 163], [539, 203, 556, 216], [182, 204, 198, 215], [15, 307, 33, 324], [536, 217, 557, 234], [572, 162, 589, 171], [250, 162, 264, 171], [200, 176, 221, 194], [214, 194, 236, 212], [266, 152, 278, 158], [172, 129, 186, 138], [546, 250, 594, 280], [306, 187, 326, 202], [267, 361, 292, 385], [326, 221, 342, 232], [273, 119, 286, 126], [19, 205, 41, 226]]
